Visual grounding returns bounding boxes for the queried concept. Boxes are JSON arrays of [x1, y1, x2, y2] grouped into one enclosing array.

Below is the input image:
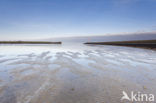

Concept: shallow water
[[0, 43, 156, 103]]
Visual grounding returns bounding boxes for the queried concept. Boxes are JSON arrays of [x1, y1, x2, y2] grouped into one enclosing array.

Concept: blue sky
[[0, 0, 156, 40]]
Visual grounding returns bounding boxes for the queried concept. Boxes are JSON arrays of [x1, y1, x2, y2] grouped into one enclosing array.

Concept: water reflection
[[0, 44, 156, 103]]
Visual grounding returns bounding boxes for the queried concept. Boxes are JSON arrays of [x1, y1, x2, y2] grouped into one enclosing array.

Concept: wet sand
[[0, 44, 156, 103]]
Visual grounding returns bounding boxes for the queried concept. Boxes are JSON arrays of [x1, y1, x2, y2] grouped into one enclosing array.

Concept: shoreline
[[84, 40, 156, 48], [0, 41, 62, 44]]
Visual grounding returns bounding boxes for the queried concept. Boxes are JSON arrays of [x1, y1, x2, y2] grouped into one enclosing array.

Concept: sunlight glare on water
[[0, 43, 156, 103]]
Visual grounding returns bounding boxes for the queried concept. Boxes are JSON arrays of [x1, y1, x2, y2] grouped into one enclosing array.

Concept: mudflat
[[0, 44, 156, 103]]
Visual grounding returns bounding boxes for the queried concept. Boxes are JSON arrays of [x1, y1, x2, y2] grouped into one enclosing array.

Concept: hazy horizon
[[0, 31, 156, 43]]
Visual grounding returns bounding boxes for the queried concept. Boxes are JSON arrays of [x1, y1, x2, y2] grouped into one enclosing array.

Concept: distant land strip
[[0, 41, 62, 44], [84, 40, 156, 48]]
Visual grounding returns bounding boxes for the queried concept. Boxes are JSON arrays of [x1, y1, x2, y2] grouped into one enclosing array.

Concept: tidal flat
[[0, 44, 156, 103]]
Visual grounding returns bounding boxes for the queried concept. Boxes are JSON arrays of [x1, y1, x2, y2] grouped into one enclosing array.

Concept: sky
[[0, 0, 156, 40]]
